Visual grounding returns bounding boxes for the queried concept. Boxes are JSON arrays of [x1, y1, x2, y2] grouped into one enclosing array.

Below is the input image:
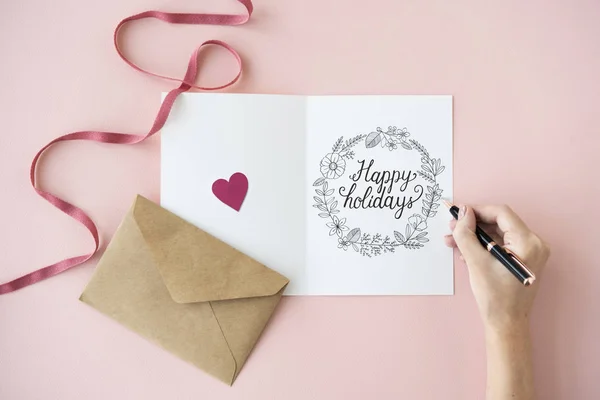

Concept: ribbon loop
[[0, 0, 252, 295], [113, 2, 251, 90]]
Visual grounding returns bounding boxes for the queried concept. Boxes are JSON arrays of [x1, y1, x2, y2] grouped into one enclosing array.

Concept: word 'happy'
[[338, 159, 423, 219]]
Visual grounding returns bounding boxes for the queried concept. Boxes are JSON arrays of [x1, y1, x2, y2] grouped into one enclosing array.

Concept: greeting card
[[161, 94, 453, 295]]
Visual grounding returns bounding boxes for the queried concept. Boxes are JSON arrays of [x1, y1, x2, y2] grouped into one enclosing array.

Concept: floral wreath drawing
[[313, 126, 445, 257]]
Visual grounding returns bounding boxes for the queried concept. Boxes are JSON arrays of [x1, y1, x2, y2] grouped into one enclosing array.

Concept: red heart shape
[[211, 172, 249, 211]]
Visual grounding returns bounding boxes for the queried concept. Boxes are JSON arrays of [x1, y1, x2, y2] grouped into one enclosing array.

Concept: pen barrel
[[475, 226, 494, 247], [489, 245, 529, 284], [449, 206, 459, 219]]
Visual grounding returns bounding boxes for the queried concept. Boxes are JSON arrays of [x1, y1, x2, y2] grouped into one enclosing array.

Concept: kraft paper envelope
[[79, 195, 289, 385]]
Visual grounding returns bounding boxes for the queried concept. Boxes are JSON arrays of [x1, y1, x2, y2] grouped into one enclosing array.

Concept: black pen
[[443, 200, 536, 286]]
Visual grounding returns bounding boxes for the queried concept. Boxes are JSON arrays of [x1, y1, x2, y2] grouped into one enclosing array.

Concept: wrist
[[484, 317, 530, 342], [483, 316, 535, 400]]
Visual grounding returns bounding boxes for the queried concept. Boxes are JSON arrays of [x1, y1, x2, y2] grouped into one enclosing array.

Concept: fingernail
[[458, 206, 466, 219]]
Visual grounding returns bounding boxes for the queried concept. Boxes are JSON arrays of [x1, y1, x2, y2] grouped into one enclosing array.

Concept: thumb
[[452, 205, 489, 267]]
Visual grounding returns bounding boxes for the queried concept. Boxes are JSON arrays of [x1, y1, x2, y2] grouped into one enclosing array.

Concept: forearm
[[485, 319, 535, 400]]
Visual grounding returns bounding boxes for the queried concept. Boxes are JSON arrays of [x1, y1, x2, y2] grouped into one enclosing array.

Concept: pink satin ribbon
[[0, 0, 253, 295]]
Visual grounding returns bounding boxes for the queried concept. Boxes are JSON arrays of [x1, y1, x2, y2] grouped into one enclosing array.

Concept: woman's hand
[[444, 204, 550, 330], [444, 204, 550, 400]]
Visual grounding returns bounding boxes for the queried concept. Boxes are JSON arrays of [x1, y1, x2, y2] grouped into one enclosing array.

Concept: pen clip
[[503, 247, 536, 286]]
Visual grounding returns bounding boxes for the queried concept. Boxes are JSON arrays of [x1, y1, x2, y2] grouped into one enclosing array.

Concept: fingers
[[443, 235, 463, 261], [449, 219, 457, 231], [444, 234, 456, 248], [451, 205, 490, 267], [470, 205, 530, 237]]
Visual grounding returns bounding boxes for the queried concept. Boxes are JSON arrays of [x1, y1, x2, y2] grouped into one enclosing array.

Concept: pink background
[[1, 0, 599, 398]]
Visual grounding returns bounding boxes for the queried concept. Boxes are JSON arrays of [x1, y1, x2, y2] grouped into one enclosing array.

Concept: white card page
[[161, 93, 453, 295]]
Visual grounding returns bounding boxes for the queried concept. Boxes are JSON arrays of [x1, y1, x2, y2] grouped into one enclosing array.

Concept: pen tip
[[442, 199, 453, 209]]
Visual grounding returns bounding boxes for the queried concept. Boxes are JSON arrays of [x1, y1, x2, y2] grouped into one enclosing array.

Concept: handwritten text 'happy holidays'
[[338, 159, 424, 219]]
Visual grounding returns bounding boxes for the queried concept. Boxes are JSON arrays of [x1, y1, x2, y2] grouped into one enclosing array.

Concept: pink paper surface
[[1, 0, 599, 399]]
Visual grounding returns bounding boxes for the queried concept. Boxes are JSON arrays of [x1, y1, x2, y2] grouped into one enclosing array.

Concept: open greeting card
[[161, 94, 453, 295]]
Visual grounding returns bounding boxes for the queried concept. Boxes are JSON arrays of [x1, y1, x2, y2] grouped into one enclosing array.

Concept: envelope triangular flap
[[131, 195, 289, 304]]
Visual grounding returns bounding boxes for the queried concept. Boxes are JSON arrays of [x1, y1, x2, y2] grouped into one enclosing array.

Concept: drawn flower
[[397, 127, 410, 139], [387, 142, 398, 151], [327, 216, 348, 237], [408, 214, 428, 231], [338, 237, 350, 250], [320, 153, 346, 179]]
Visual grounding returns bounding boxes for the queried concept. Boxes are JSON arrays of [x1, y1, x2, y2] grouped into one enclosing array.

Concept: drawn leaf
[[394, 231, 406, 244], [436, 165, 445, 175], [313, 178, 326, 186], [331, 209, 340, 214], [325, 189, 335, 196], [422, 164, 433, 174], [313, 196, 323, 204], [365, 131, 382, 148], [415, 231, 428, 239], [400, 141, 412, 150], [315, 189, 324, 196], [409, 139, 430, 159], [323, 181, 329, 191], [417, 171, 435, 183], [331, 201, 338, 210], [429, 210, 437, 217], [317, 205, 328, 212], [415, 232, 429, 243], [340, 134, 365, 151], [332, 137, 344, 153], [422, 207, 429, 216], [404, 241, 424, 249], [425, 193, 432, 201], [342, 150, 355, 160], [405, 224, 412, 240], [346, 228, 362, 243], [318, 213, 329, 218], [431, 203, 440, 209], [352, 243, 359, 252]]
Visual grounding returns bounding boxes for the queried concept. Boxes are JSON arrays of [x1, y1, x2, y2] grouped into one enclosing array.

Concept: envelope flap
[[131, 195, 289, 304]]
